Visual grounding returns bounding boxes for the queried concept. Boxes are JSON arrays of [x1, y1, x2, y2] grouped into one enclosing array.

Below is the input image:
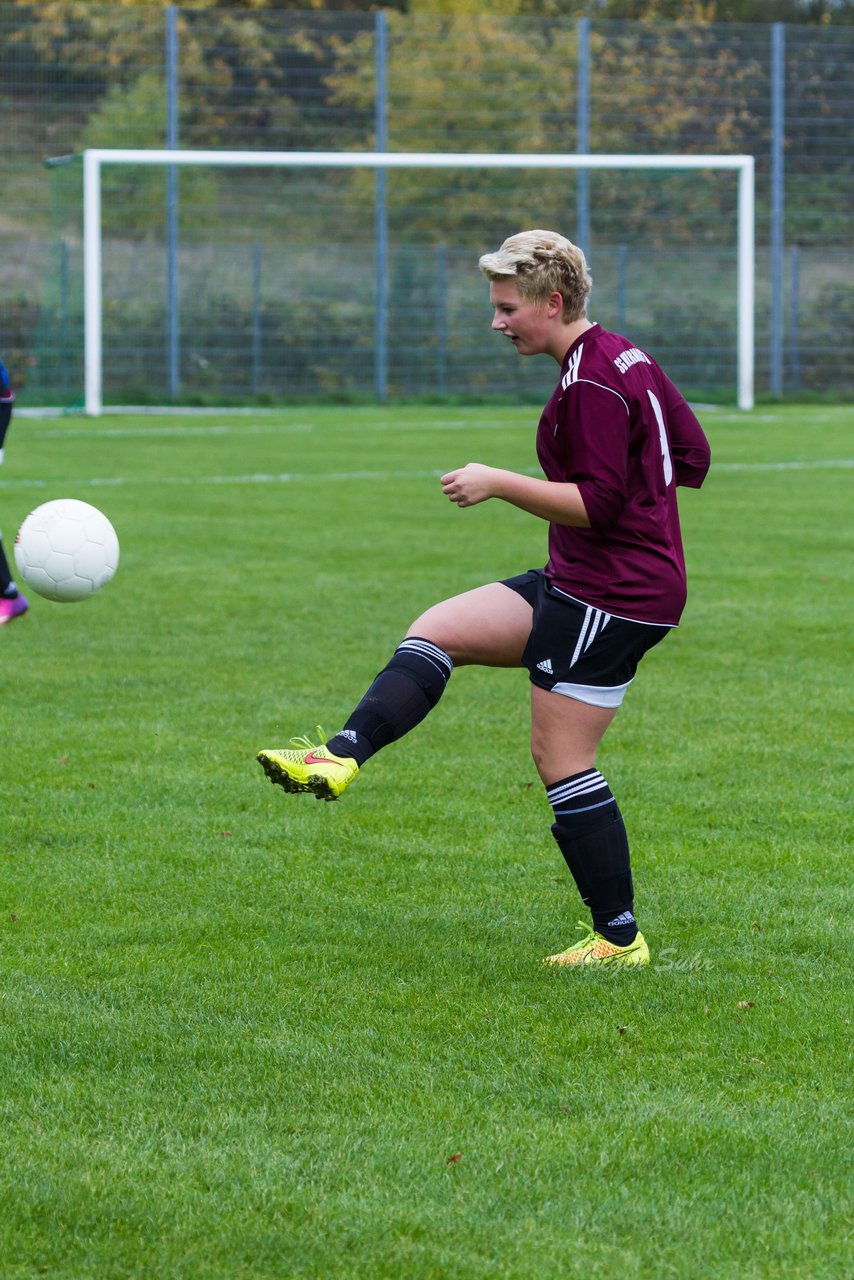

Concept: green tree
[[11, 0, 852, 18], [9, 3, 322, 153], [319, 10, 775, 248], [320, 12, 584, 244], [80, 71, 219, 234]]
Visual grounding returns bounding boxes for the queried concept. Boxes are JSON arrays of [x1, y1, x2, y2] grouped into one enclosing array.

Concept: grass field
[[1, 402, 851, 1279]]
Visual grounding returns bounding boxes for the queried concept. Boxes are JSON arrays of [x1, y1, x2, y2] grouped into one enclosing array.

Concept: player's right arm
[[440, 462, 591, 526]]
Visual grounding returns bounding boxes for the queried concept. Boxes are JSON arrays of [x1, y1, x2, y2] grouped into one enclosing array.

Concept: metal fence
[[2, 5, 852, 405]]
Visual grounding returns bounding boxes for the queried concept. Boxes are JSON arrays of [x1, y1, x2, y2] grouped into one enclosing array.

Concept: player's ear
[[546, 291, 564, 319]]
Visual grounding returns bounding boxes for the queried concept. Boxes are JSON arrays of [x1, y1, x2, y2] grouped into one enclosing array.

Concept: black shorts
[[502, 569, 671, 708]]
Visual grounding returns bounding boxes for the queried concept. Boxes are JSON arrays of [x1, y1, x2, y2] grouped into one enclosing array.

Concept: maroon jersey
[[537, 324, 711, 625]]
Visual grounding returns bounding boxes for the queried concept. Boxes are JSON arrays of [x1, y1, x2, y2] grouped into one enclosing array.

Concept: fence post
[[770, 22, 785, 396], [59, 238, 70, 395], [576, 16, 591, 254], [436, 243, 447, 396], [166, 4, 180, 400], [252, 242, 262, 396], [374, 10, 389, 404], [788, 244, 801, 390], [616, 243, 628, 335]]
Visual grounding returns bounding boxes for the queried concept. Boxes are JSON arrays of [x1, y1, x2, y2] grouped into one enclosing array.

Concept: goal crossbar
[[82, 148, 755, 413]]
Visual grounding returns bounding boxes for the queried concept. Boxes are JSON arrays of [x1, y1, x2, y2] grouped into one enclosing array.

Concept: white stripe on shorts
[[551, 679, 632, 708], [569, 605, 610, 669]]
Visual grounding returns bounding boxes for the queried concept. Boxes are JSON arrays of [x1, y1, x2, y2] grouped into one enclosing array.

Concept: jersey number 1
[[647, 390, 674, 486]]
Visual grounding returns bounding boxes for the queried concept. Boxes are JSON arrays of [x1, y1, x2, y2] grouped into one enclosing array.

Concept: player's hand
[[440, 463, 498, 508]]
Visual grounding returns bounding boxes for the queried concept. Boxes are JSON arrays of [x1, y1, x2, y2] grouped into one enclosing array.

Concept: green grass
[[1, 402, 852, 1279]]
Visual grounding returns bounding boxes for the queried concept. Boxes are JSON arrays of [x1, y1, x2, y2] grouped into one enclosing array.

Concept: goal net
[[37, 149, 754, 413]]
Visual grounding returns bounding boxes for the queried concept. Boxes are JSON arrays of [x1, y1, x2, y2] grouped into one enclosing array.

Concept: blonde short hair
[[478, 229, 592, 322]]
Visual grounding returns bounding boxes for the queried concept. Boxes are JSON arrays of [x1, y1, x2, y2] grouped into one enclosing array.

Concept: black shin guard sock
[[547, 769, 638, 945], [326, 638, 453, 767], [0, 541, 17, 597]]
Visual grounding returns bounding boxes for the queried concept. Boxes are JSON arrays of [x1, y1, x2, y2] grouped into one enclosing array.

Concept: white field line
[[0, 468, 445, 490], [0, 459, 851, 493], [16, 418, 509, 438], [16, 402, 727, 417], [713, 460, 853, 471]]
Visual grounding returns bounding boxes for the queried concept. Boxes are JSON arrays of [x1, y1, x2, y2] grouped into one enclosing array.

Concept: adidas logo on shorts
[[536, 658, 554, 674]]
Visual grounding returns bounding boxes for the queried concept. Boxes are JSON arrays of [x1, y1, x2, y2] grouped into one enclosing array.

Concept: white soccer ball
[[14, 499, 119, 603]]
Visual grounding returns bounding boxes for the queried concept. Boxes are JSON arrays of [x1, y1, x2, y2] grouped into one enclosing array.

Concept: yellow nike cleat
[[543, 923, 650, 968], [257, 728, 359, 802]]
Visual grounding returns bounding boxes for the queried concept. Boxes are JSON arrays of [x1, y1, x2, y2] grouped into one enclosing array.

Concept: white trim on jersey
[[573, 379, 630, 415], [561, 344, 584, 389], [559, 343, 631, 419]]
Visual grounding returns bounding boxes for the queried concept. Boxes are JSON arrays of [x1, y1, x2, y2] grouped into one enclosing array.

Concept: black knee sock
[[0, 539, 17, 597], [547, 769, 638, 945], [326, 638, 453, 766]]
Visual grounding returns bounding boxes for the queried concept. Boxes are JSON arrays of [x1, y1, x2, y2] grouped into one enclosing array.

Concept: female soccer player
[[0, 357, 28, 625], [258, 230, 710, 967]]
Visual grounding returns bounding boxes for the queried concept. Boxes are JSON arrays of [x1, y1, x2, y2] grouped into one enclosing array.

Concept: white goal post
[[82, 147, 755, 414]]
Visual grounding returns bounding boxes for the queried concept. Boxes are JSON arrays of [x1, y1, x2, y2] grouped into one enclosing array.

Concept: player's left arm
[[659, 373, 711, 488]]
